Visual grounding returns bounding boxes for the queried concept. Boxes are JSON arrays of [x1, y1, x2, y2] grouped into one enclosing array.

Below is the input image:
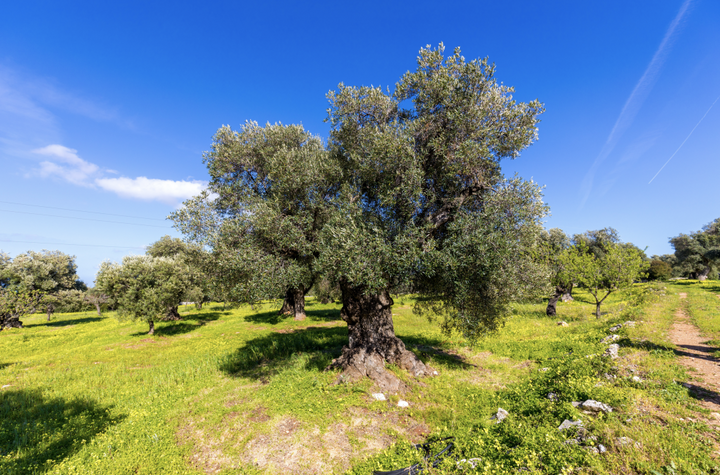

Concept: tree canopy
[[95, 255, 194, 334], [173, 44, 549, 389], [670, 217, 720, 280]]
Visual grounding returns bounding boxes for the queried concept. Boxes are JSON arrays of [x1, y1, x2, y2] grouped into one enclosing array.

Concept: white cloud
[[32, 144, 99, 186], [95, 176, 206, 205]]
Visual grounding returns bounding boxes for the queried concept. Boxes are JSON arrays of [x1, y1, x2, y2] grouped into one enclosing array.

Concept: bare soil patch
[[668, 293, 720, 410]]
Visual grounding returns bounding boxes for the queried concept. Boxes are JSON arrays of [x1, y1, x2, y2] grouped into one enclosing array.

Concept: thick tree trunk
[[595, 301, 602, 318], [698, 267, 711, 282], [279, 289, 295, 315], [95, 303, 101, 316], [196, 301, 203, 310], [148, 320, 155, 335], [165, 306, 181, 321], [1, 314, 24, 330], [546, 287, 562, 317], [293, 287, 306, 321], [328, 282, 431, 392], [561, 285, 574, 302]]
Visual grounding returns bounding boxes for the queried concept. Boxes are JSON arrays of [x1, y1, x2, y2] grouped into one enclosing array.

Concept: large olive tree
[[178, 45, 548, 390], [670, 218, 720, 281]]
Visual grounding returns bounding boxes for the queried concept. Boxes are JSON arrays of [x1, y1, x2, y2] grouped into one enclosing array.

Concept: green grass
[[1, 285, 719, 474]]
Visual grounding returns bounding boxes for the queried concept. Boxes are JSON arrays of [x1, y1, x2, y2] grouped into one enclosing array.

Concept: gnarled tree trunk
[[328, 281, 431, 392], [293, 287, 306, 321], [165, 306, 181, 321], [94, 303, 101, 316], [279, 288, 307, 320], [547, 284, 572, 316], [279, 289, 294, 315], [561, 285, 574, 302], [1, 314, 24, 330], [148, 320, 155, 335], [697, 267, 711, 281]]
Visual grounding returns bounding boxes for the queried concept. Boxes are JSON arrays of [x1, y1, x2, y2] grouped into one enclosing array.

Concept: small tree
[[0, 288, 43, 330], [542, 228, 572, 316], [84, 288, 109, 315], [95, 256, 193, 334], [562, 242, 646, 317]]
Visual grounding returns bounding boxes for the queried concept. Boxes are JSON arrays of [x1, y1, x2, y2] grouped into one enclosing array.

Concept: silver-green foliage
[[95, 256, 193, 327]]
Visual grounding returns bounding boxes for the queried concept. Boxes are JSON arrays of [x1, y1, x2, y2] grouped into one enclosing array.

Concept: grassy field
[[1, 283, 719, 474]]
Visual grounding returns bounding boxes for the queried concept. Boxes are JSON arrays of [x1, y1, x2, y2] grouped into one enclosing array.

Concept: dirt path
[[668, 292, 720, 410]]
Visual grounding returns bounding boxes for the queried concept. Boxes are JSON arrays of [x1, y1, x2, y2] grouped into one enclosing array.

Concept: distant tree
[[95, 256, 194, 334], [0, 288, 43, 330], [648, 260, 673, 281], [542, 228, 572, 316], [146, 235, 210, 315], [171, 123, 335, 321], [561, 242, 646, 317], [670, 218, 720, 281], [2, 250, 85, 321], [84, 288, 109, 316]]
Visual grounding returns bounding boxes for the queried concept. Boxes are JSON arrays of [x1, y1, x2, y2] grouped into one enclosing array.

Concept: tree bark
[[561, 285, 574, 302], [595, 301, 602, 318], [328, 281, 431, 392], [698, 267, 711, 281], [196, 301, 203, 310], [279, 289, 295, 315], [293, 287, 306, 321], [1, 314, 24, 330], [165, 306, 181, 321], [95, 303, 101, 316], [148, 320, 155, 335], [546, 287, 562, 317]]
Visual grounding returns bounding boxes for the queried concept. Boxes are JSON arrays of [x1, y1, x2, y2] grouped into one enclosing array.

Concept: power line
[[0, 209, 172, 229], [0, 200, 167, 221], [0, 239, 145, 249]]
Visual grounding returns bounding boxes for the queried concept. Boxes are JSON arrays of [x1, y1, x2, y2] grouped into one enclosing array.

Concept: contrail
[[579, 0, 692, 205], [648, 94, 720, 184]]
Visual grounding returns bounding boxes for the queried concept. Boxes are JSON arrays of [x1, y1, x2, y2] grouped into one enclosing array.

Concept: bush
[[648, 260, 672, 281]]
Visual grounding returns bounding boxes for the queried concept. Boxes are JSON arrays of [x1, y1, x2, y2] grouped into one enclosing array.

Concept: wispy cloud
[[30, 143, 205, 205], [95, 176, 206, 205], [32, 144, 100, 186], [579, 0, 692, 206]]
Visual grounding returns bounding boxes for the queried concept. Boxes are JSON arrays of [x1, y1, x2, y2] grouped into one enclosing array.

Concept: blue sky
[[1, 0, 719, 285]]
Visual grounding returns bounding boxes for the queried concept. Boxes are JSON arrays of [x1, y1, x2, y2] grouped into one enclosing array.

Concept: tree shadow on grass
[[42, 317, 104, 328], [0, 362, 11, 371], [243, 307, 342, 325], [219, 327, 473, 381], [129, 311, 225, 337], [0, 388, 123, 474]]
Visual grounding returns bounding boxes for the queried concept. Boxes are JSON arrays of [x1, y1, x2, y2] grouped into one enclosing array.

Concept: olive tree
[[95, 255, 194, 334], [670, 218, 720, 281], [542, 228, 573, 316], [0, 288, 43, 330], [3, 250, 85, 321], [172, 123, 337, 321], [178, 44, 548, 390], [561, 242, 646, 317]]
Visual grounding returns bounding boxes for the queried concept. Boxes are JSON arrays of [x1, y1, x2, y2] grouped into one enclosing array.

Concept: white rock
[[604, 344, 619, 359], [397, 400, 409, 408], [624, 321, 636, 328], [609, 324, 622, 333], [557, 321, 569, 327], [601, 334, 620, 344], [632, 376, 642, 383], [491, 407, 509, 423], [580, 400, 613, 413], [371, 393, 386, 401], [558, 419, 583, 431], [1, 385, 11, 389]]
